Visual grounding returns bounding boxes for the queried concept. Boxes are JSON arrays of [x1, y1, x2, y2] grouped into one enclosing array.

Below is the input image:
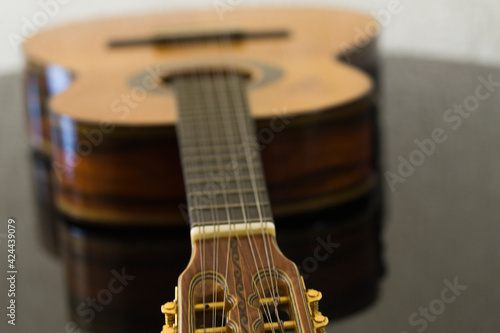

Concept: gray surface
[[0, 74, 67, 331], [1, 56, 499, 332]]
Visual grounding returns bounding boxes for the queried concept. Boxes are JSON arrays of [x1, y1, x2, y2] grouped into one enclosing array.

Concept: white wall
[[1, 0, 499, 75]]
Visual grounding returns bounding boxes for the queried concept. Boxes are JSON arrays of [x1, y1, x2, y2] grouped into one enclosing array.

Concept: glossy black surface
[[1, 56, 499, 332]]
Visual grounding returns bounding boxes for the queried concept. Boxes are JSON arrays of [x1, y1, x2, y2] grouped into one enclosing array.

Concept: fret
[[189, 206, 272, 226], [183, 162, 261, 174], [173, 72, 274, 227], [188, 218, 270, 225], [184, 166, 263, 180], [187, 187, 267, 197], [181, 154, 250, 164], [181, 142, 253, 154], [185, 175, 266, 185], [180, 122, 253, 134], [185, 175, 266, 197], [184, 173, 263, 185], [188, 188, 269, 207], [186, 174, 263, 185], [190, 202, 269, 211], [179, 136, 256, 148]]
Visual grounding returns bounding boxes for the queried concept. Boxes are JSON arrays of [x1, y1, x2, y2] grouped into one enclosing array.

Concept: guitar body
[[25, 7, 377, 226], [23, 7, 383, 333]]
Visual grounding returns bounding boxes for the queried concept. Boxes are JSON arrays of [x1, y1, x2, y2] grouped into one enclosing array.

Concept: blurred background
[[1, 1, 499, 333], [1, 0, 499, 74]]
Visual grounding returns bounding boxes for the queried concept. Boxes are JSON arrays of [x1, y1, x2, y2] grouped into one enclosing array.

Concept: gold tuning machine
[[161, 287, 179, 333], [305, 288, 329, 333]]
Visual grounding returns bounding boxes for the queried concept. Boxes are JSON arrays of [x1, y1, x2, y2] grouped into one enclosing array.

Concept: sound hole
[[163, 67, 252, 86]]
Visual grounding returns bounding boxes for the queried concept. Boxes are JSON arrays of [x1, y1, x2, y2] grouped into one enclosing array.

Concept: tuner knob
[[313, 314, 327, 324], [306, 289, 328, 333], [312, 312, 329, 333], [161, 301, 177, 326], [161, 288, 179, 333], [306, 289, 322, 313]]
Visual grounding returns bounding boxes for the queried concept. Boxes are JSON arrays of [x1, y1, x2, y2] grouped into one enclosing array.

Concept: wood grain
[[178, 233, 314, 333]]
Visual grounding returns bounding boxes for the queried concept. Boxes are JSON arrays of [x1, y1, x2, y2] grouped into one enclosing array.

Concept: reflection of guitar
[[24, 7, 378, 333]]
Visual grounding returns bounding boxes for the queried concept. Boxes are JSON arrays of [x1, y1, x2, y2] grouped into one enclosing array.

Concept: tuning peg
[[306, 289, 329, 333], [312, 312, 329, 333], [161, 287, 179, 333], [162, 302, 177, 325], [306, 289, 322, 313]]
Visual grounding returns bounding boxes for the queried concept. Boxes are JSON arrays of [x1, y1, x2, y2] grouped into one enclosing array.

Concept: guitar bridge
[[109, 28, 288, 48]]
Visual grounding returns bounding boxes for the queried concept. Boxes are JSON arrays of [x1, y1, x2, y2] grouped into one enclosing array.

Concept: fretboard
[[172, 72, 273, 228]]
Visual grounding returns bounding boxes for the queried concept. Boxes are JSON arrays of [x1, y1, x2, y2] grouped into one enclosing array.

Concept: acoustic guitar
[[23, 7, 380, 333]]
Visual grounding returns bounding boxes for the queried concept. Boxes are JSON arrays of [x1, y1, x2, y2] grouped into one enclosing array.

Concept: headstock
[[161, 226, 328, 333]]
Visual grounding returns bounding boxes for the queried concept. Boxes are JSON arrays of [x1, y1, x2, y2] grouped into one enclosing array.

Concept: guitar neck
[[173, 71, 274, 230]]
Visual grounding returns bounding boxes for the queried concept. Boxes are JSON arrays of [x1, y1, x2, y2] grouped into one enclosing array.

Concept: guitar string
[[221, 67, 282, 331], [176, 77, 209, 333], [173, 79, 198, 330], [192, 49, 234, 333], [186, 43, 249, 332], [180, 74, 281, 333], [208, 72, 240, 332], [197, 71, 233, 332], [206, 75, 270, 330], [211, 70, 278, 331], [181, 72, 224, 333], [209, 34, 281, 331], [180, 41, 282, 332], [223, 118, 278, 333], [183, 49, 260, 330], [193, 68, 225, 333], [229, 74, 281, 296], [213, 32, 281, 331], [217, 89, 235, 333], [218, 49, 281, 323], [187, 70, 278, 330], [201, 36, 234, 333], [192, 75, 222, 333], [224, 64, 284, 331]]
